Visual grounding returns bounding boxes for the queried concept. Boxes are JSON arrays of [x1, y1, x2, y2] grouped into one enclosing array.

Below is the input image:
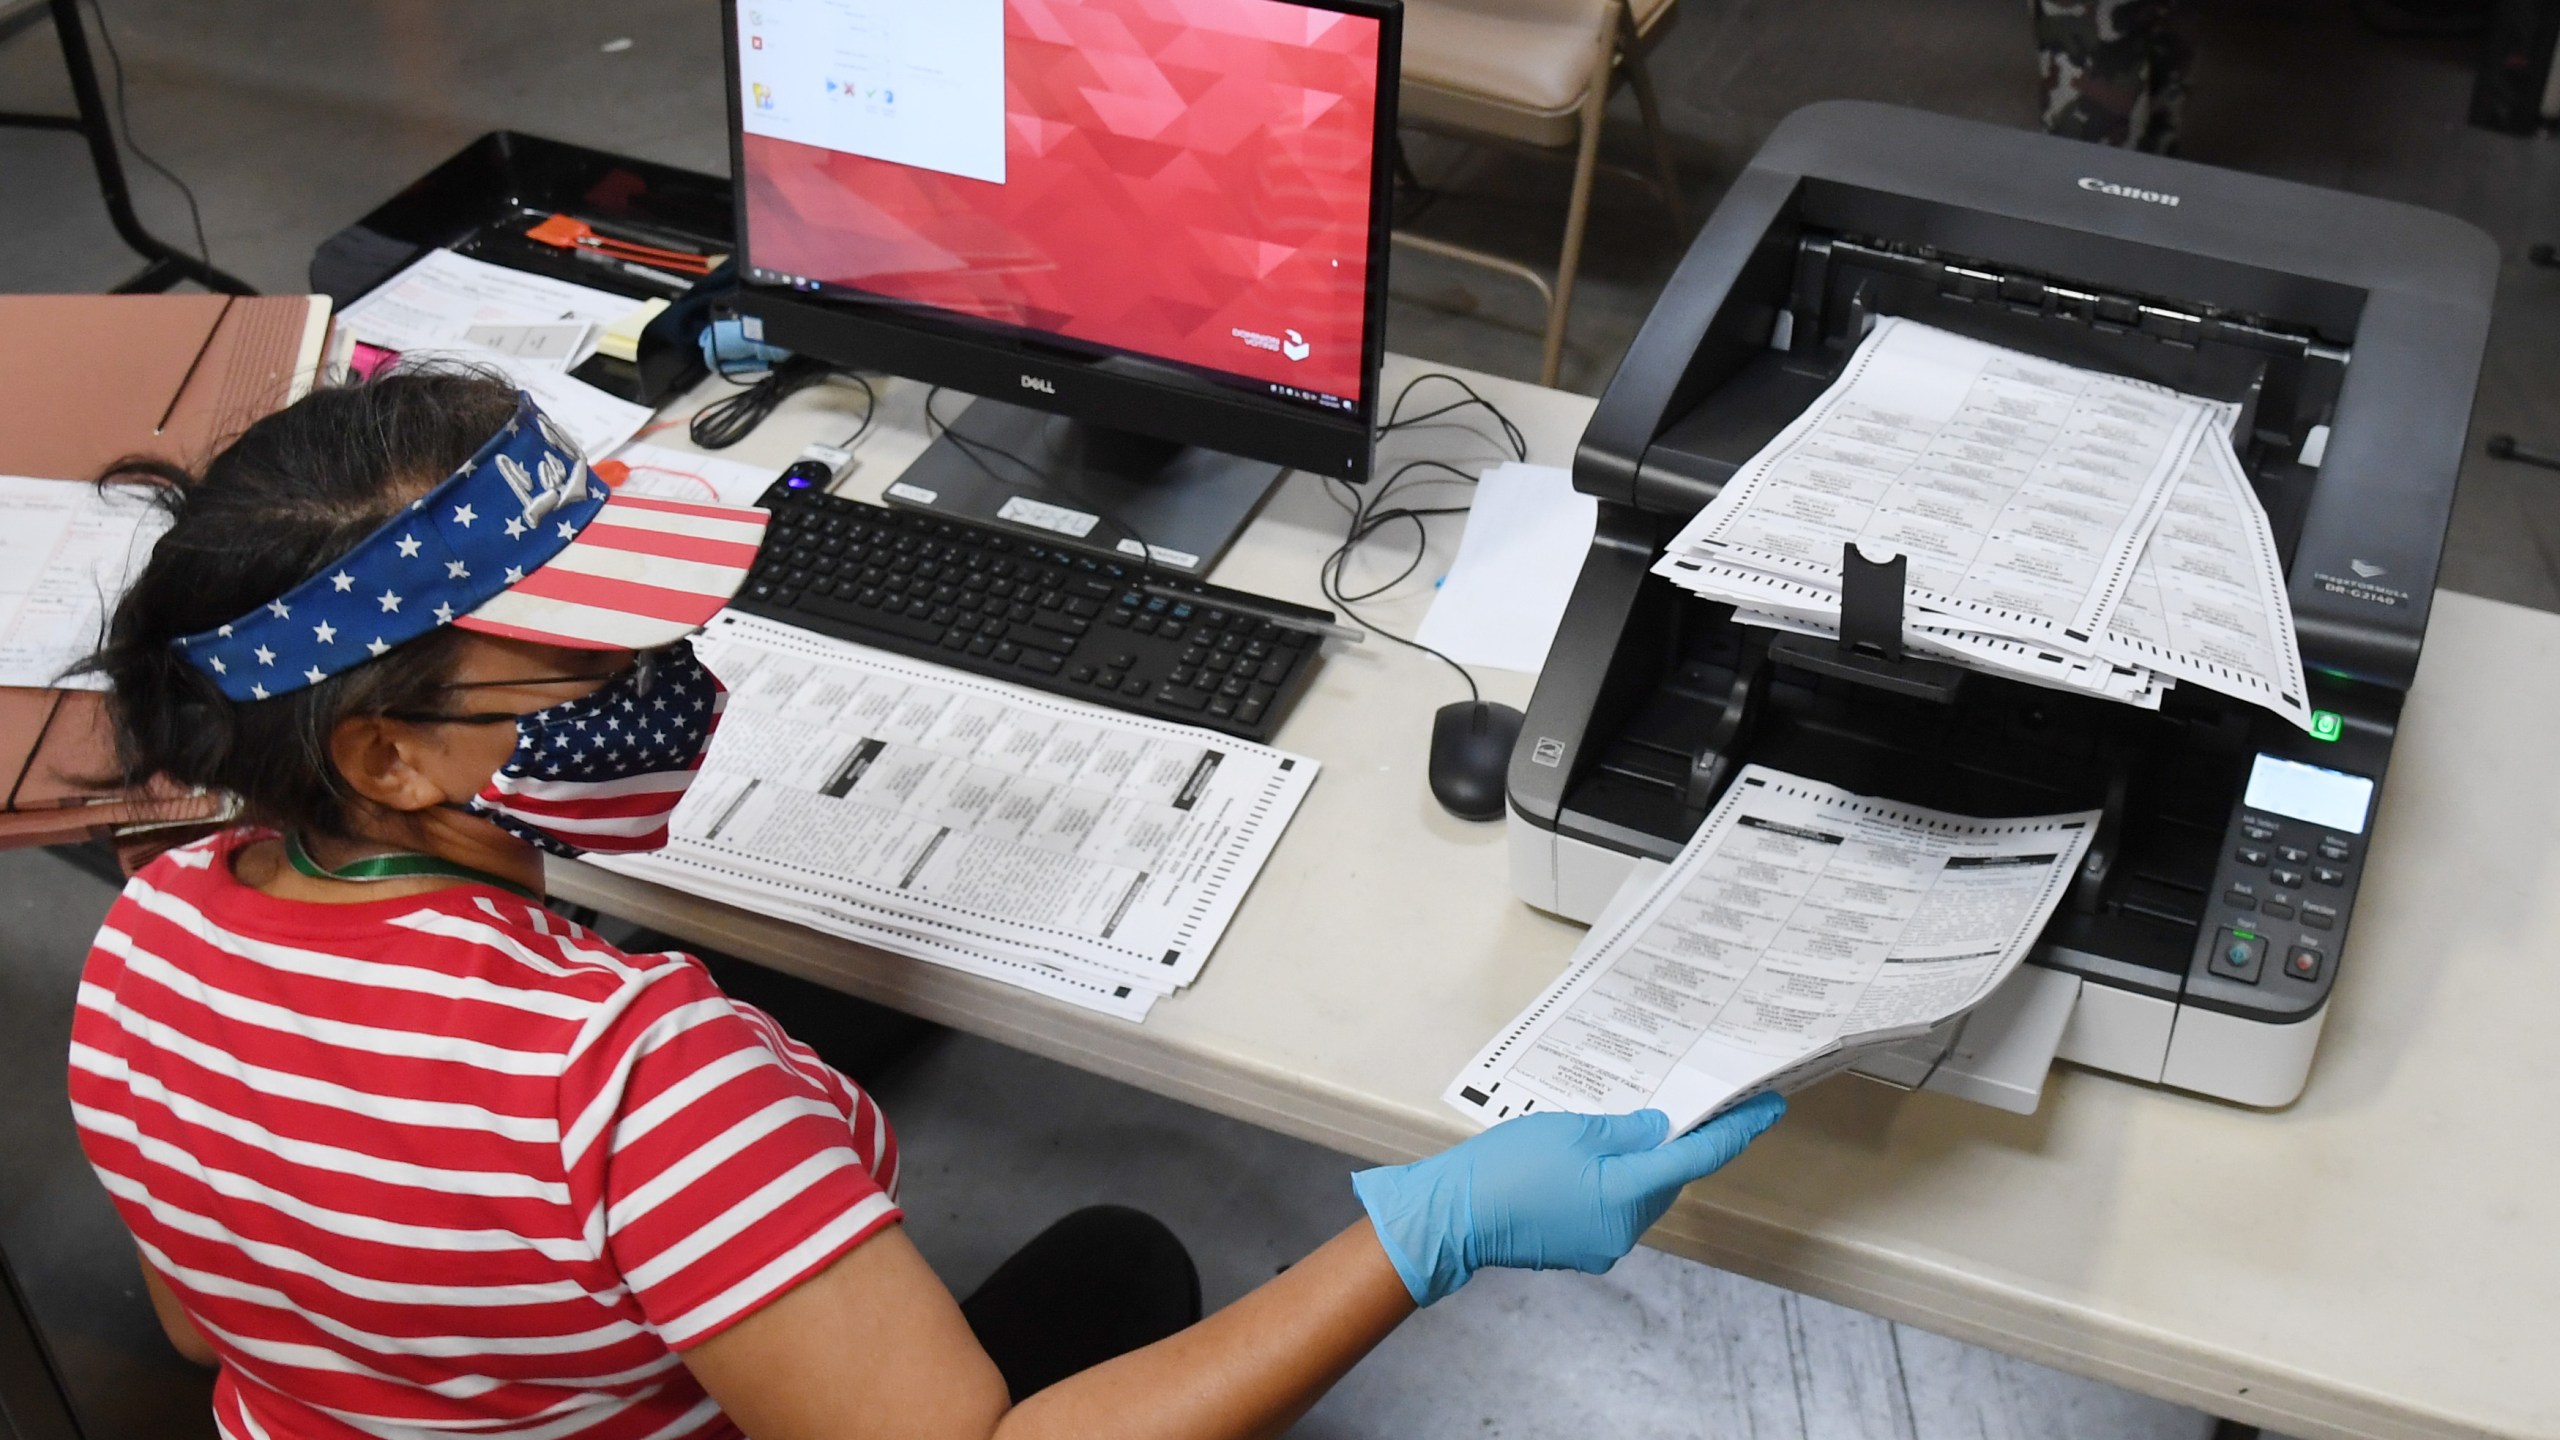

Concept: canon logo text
[[2077, 176, 2179, 207]]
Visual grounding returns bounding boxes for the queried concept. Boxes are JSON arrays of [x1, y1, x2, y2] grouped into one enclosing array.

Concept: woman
[[70, 371, 1784, 1440]]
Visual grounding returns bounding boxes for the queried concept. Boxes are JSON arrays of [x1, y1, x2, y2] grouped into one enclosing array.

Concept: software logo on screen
[[1232, 326, 1310, 363]]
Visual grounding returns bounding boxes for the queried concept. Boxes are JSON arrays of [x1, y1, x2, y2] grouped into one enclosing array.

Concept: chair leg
[[1540, 35, 1614, 388], [1618, 15, 1684, 237], [27, 0, 254, 294]]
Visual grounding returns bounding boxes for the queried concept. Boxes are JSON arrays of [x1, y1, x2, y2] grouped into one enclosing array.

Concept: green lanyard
[[284, 833, 542, 904]]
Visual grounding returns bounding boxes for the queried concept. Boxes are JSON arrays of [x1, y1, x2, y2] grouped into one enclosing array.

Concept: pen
[[569, 247, 694, 295], [1141, 583, 1366, 645], [155, 295, 235, 434]]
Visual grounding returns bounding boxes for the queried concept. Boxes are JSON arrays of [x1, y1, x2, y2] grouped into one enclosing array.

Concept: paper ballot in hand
[[1445, 766, 2097, 1134]]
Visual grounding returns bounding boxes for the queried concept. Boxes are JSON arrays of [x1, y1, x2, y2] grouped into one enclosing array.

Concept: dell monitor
[[722, 0, 1400, 573]]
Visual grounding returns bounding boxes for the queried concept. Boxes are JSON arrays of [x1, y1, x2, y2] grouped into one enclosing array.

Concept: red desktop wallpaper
[[741, 0, 1382, 406]]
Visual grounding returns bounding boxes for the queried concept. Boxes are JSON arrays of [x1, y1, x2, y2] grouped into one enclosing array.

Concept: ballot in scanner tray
[[308, 131, 733, 406]]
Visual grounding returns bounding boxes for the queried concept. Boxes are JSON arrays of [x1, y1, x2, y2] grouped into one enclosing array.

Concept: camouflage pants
[[2036, 0, 2194, 153]]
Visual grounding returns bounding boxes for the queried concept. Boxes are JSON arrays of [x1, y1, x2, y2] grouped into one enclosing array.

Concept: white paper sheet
[[461, 319, 600, 371], [1660, 317, 2207, 645], [448, 345, 652, 461], [606, 442, 782, 508], [586, 613, 1319, 1012], [0, 478, 172, 688], [1413, 463, 1598, 675], [1445, 765, 2096, 1133], [336, 249, 645, 355]]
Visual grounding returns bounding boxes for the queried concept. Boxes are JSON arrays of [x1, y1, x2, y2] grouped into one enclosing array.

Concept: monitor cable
[[1315, 372, 1532, 703], [831, 372, 878, 451]]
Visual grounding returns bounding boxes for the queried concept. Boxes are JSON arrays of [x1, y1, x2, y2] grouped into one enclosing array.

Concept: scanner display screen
[[2244, 755, 2375, 834]]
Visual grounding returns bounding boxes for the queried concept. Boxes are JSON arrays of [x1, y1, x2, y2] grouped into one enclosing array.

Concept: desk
[[553, 355, 2560, 1440]]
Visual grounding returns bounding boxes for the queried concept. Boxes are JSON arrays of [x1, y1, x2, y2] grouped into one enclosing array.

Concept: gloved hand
[[1351, 1092, 1786, 1307]]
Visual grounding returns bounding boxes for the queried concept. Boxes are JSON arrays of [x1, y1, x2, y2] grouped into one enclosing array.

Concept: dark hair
[[82, 370, 522, 841]]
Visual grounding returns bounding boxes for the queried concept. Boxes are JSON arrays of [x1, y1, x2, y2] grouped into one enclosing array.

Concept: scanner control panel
[[2189, 754, 2375, 1019]]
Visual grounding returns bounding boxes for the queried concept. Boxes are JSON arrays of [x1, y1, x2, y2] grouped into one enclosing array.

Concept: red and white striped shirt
[[69, 828, 902, 1440]]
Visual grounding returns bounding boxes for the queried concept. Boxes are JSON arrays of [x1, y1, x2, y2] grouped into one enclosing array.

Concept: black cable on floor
[[87, 0, 214, 276]]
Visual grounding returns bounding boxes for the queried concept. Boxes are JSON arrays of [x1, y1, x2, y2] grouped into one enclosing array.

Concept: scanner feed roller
[[1507, 101, 2497, 1107]]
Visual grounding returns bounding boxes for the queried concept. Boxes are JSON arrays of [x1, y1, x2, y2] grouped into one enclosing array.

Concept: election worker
[[71, 370, 1785, 1440]]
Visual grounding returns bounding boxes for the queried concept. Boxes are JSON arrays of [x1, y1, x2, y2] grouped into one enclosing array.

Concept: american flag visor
[[173, 394, 769, 701]]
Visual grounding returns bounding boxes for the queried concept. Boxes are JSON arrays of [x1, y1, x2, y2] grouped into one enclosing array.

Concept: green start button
[[2310, 709, 2344, 742]]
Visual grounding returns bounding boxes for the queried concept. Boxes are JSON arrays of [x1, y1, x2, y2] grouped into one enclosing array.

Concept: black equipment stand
[[0, 0, 253, 294]]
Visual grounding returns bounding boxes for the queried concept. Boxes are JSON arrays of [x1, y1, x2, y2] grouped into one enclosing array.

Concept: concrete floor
[[5, 0, 2542, 1435]]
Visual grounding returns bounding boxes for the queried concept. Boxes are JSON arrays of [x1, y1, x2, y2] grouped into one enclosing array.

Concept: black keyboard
[[740, 483, 1332, 743]]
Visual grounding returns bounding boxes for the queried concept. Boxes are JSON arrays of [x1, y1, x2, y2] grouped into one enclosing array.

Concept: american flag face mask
[[461, 639, 726, 857]]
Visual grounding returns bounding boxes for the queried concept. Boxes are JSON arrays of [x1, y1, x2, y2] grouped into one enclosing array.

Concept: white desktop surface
[[551, 356, 2560, 1440]]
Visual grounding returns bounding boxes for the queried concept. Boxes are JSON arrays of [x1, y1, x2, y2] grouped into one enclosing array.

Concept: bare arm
[[137, 1253, 216, 1367], [683, 1100, 1786, 1439], [682, 1220, 1413, 1440]]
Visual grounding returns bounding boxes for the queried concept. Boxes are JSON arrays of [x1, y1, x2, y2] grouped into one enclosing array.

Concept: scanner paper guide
[[585, 613, 1320, 1020], [1654, 317, 2311, 730], [1446, 766, 2097, 1135]]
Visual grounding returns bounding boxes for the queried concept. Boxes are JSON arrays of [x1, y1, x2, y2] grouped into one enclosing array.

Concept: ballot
[[2098, 423, 2312, 729], [1445, 766, 2096, 1133], [587, 612, 1319, 1019], [1651, 317, 2312, 730]]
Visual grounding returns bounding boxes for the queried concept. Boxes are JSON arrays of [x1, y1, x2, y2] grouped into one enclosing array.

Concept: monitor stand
[[881, 396, 1288, 576]]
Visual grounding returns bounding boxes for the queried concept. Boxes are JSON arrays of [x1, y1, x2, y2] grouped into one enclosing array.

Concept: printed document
[[587, 613, 1319, 1016], [0, 478, 172, 689], [336, 249, 642, 358], [2100, 429, 2312, 729], [1446, 766, 2096, 1133], [1661, 316, 2204, 643], [1653, 317, 2314, 730]]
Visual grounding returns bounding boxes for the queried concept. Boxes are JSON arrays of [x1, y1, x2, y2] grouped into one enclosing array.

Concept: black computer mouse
[[1429, 700, 1526, 822]]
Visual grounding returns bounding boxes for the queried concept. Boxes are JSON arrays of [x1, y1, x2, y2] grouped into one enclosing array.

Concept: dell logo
[[1020, 375, 1055, 394], [2078, 176, 2179, 207]]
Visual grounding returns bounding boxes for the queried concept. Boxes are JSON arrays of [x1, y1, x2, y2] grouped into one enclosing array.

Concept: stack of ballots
[[1653, 317, 2315, 731], [584, 612, 1320, 1023]]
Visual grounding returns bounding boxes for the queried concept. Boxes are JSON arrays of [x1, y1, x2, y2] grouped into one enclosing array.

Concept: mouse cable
[[86, 0, 214, 278], [1330, 367, 1532, 603], [1319, 459, 1482, 705], [1311, 375, 1533, 704], [920, 387, 1167, 589]]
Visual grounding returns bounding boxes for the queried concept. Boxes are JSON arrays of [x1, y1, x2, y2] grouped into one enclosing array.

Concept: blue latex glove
[[1351, 1092, 1787, 1306]]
